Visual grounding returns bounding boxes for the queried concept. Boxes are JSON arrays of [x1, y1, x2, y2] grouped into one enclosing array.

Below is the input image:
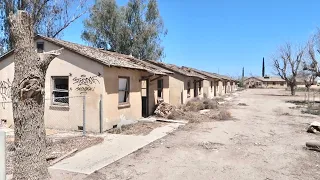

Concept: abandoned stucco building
[[0, 35, 237, 132], [244, 76, 286, 88], [145, 60, 206, 109], [0, 35, 172, 132], [181, 67, 222, 98]]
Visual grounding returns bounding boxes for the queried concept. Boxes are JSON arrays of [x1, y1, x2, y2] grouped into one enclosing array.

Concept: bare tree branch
[[273, 42, 305, 95]]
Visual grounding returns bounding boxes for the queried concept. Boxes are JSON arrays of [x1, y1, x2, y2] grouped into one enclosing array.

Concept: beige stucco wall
[[102, 67, 143, 131], [147, 75, 170, 114], [218, 81, 225, 95], [264, 82, 287, 89], [0, 55, 14, 126], [0, 38, 151, 132], [37, 39, 105, 132], [202, 79, 217, 98], [147, 73, 205, 114]]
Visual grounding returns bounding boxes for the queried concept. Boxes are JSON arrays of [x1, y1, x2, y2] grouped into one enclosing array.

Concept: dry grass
[[108, 122, 165, 135], [181, 98, 218, 112], [213, 109, 232, 120]]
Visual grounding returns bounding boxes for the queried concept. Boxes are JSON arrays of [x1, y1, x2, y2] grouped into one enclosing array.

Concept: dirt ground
[[107, 122, 165, 135], [6, 134, 104, 175], [84, 89, 320, 180]]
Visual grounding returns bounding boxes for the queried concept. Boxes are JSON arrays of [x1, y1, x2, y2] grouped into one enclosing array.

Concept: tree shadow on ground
[[255, 94, 294, 97]]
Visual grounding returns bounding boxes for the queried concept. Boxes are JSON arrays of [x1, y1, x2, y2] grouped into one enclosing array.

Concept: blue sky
[[62, 0, 320, 78]]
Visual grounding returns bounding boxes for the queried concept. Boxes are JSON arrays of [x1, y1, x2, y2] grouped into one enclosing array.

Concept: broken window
[[157, 79, 163, 98], [52, 77, 69, 105], [37, 42, 44, 53], [119, 77, 130, 104], [187, 81, 191, 96]]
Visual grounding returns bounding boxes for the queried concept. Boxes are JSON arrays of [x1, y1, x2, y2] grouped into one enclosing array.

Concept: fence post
[[0, 130, 6, 180], [83, 96, 86, 136], [99, 94, 103, 134]]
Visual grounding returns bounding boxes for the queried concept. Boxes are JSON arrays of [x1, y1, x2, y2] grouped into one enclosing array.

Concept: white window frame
[[118, 77, 130, 104], [52, 76, 69, 106]]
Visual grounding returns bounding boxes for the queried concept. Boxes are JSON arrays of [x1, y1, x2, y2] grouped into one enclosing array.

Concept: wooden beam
[[150, 75, 165, 82]]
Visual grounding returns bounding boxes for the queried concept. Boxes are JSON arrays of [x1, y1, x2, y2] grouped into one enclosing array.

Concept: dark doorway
[[141, 79, 149, 117], [214, 81, 217, 96], [194, 81, 198, 97], [225, 82, 227, 93]]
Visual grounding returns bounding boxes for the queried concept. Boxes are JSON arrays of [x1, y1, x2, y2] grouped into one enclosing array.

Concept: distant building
[[244, 76, 286, 88]]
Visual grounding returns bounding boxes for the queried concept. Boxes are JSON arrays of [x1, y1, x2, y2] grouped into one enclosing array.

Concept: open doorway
[[141, 79, 149, 117]]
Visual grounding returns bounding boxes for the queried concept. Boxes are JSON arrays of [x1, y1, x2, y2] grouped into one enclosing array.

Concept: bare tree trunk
[[9, 11, 63, 180], [290, 84, 296, 96]]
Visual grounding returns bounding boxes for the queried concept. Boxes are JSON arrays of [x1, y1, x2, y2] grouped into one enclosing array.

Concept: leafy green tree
[[0, 0, 87, 53], [82, 0, 167, 61]]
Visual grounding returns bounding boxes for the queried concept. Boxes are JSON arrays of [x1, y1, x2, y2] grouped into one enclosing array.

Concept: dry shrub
[[182, 98, 218, 112], [214, 110, 232, 120]]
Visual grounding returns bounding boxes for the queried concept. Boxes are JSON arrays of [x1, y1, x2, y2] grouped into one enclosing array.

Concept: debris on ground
[[307, 121, 320, 134], [238, 103, 248, 106], [306, 142, 320, 152], [154, 102, 176, 118], [108, 122, 165, 135], [180, 98, 218, 112], [49, 148, 78, 165], [6, 135, 104, 175], [199, 141, 224, 150], [213, 110, 232, 120]]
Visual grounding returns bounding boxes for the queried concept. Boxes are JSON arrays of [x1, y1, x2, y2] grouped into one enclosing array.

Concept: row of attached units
[[0, 35, 238, 132]]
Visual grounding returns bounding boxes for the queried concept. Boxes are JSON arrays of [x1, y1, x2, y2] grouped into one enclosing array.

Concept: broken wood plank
[[50, 149, 78, 166], [306, 142, 320, 150]]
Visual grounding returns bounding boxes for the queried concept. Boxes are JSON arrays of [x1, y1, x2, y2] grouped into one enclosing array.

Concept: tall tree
[[273, 43, 304, 95], [82, 0, 167, 61], [242, 67, 244, 79], [0, 0, 87, 53], [262, 57, 265, 77], [9, 11, 63, 179]]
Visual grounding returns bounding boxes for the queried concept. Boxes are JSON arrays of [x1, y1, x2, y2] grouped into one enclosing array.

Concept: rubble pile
[[154, 102, 176, 118]]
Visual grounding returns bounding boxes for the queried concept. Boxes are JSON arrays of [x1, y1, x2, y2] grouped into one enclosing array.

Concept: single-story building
[[244, 76, 286, 88], [181, 67, 222, 98], [145, 60, 206, 109], [0, 35, 173, 132]]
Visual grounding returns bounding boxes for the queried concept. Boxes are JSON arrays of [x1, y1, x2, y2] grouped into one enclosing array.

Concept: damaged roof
[[146, 60, 206, 79], [182, 67, 221, 80], [37, 35, 171, 75]]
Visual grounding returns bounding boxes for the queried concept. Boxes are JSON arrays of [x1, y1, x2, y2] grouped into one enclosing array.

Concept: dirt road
[[86, 89, 320, 180]]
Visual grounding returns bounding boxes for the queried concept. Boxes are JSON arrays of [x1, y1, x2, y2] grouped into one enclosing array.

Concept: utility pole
[[262, 57, 265, 77]]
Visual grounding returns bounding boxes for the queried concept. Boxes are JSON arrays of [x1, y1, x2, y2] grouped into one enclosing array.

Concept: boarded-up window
[[119, 77, 130, 103], [52, 77, 69, 105], [157, 79, 163, 98]]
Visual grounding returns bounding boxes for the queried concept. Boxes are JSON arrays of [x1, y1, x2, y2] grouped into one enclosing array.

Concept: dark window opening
[[37, 42, 44, 53], [119, 77, 130, 104], [157, 79, 163, 98], [273, 82, 276, 85], [52, 77, 69, 105], [198, 81, 201, 95], [210, 81, 213, 92]]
